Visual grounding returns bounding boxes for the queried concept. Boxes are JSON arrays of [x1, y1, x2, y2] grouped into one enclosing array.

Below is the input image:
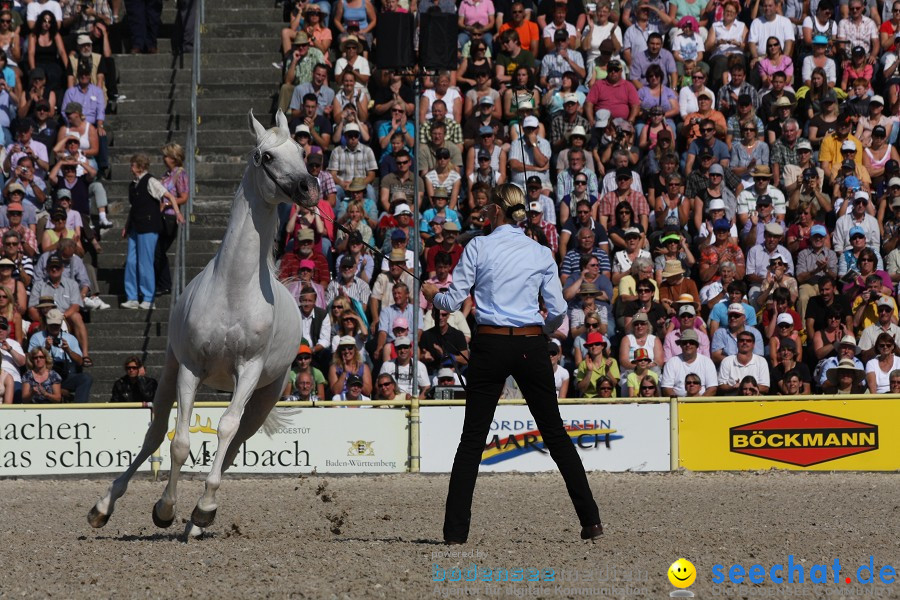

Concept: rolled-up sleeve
[[434, 239, 478, 314]]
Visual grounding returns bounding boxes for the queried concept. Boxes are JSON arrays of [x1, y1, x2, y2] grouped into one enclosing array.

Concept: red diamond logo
[[729, 410, 878, 467]]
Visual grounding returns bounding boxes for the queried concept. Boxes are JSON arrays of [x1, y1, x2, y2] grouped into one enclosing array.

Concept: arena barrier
[[1, 395, 897, 476]]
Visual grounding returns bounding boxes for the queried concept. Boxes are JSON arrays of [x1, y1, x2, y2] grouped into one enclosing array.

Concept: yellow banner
[[679, 400, 900, 471]]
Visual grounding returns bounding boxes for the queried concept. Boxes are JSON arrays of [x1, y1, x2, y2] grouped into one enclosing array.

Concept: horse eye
[[263, 152, 273, 162]]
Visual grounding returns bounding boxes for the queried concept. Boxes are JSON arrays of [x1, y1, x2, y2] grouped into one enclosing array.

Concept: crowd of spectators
[[0, 0, 191, 404], [273, 0, 900, 400]]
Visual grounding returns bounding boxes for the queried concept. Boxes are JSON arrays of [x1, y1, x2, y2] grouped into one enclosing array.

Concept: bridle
[[251, 134, 307, 200]]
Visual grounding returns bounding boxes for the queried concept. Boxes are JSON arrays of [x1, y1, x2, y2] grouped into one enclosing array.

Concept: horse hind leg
[[190, 362, 265, 530], [88, 348, 179, 528], [219, 375, 286, 474], [153, 362, 203, 528]]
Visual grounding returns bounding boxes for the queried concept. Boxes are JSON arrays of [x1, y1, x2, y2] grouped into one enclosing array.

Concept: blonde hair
[[26, 347, 51, 370], [130, 153, 151, 172], [490, 183, 527, 222], [161, 142, 185, 167]]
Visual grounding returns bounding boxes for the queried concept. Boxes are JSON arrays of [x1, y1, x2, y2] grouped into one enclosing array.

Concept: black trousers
[[443, 333, 601, 542]]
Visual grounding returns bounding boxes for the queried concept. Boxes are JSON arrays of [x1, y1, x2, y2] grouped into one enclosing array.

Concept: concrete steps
[[80, 2, 287, 401]]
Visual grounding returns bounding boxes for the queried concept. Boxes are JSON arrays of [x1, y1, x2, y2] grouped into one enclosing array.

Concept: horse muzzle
[[292, 175, 320, 208]]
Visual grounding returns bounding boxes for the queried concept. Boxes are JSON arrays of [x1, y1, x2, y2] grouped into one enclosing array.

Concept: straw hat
[[661, 260, 685, 279], [826, 358, 865, 386]]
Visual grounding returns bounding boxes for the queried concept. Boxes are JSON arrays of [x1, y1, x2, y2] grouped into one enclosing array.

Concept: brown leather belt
[[477, 325, 543, 336]]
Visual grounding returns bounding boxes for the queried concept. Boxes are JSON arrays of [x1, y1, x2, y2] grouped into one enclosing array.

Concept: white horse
[[88, 110, 319, 535]]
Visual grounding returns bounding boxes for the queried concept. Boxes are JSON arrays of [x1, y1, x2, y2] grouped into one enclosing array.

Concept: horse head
[[247, 109, 320, 209]]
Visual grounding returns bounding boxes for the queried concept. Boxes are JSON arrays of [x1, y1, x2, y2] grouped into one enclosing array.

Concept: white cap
[[344, 122, 360, 133], [595, 109, 611, 128], [562, 92, 579, 104], [727, 303, 745, 314], [527, 200, 542, 213], [776, 313, 794, 326], [890, 177, 900, 188], [855, 190, 870, 201], [841, 140, 857, 152], [522, 115, 539, 129], [294, 124, 311, 135], [393, 203, 412, 216], [337, 335, 357, 347], [394, 336, 411, 346], [871, 95, 885, 105], [708, 198, 726, 211], [436, 368, 456, 379]]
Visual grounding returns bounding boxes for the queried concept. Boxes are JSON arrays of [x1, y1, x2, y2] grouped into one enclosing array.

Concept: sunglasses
[[597, 386, 613, 391], [685, 380, 701, 385], [586, 322, 600, 328], [575, 180, 587, 185], [701, 127, 714, 132], [640, 385, 656, 390], [395, 159, 410, 165]]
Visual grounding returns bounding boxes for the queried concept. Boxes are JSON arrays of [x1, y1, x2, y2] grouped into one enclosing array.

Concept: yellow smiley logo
[[668, 558, 697, 588]]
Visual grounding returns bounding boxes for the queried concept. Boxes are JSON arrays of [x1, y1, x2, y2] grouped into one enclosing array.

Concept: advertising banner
[[157, 407, 408, 473], [679, 400, 900, 470], [420, 404, 670, 472], [0, 408, 153, 476]]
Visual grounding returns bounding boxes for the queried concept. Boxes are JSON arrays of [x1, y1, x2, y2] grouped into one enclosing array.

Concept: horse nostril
[[297, 178, 309, 192]]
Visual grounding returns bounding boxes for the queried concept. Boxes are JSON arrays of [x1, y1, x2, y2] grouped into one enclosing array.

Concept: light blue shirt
[[433, 224, 566, 332]]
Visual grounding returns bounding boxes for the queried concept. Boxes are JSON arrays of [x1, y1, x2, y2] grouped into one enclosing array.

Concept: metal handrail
[[175, 0, 203, 302]]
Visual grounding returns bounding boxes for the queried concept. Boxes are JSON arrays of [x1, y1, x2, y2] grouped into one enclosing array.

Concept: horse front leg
[[153, 363, 203, 528], [88, 348, 179, 528], [190, 361, 265, 530]]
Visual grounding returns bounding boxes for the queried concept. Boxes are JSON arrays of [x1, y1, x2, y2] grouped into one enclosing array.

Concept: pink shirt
[[586, 78, 639, 121], [458, 0, 494, 27], [663, 327, 711, 362]]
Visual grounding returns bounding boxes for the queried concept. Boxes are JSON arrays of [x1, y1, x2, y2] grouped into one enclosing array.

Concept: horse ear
[[275, 110, 290, 135], [247, 109, 267, 141]]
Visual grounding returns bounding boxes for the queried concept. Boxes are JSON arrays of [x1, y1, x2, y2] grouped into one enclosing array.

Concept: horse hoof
[[191, 506, 217, 528], [152, 503, 175, 529], [87, 506, 110, 528]]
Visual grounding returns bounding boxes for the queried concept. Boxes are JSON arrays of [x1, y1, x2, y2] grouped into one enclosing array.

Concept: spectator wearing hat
[[370, 246, 415, 322], [549, 92, 589, 153], [679, 64, 714, 119], [682, 89, 725, 144], [331, 372, 371, 402], [661, 328, 717, 396], [540, 2, 576, 51], [277, 31, 326, 112], [29, 250, 92, 359], [745, 222, 794, 303], [833, 192, 880, 253], [658, 260, 700, 308], [619, 309, 663, 371], [737, 166, 785, 223], [424, 217, 463, 271], [520, 198, 558, 254], [540, 28, 586, 92], [27, 306, 92, 402], [381, 203, 418, 259], [858, 295, 900, 361], [379, 334, 429, 398], [329, 332, 372, 398], [816, 334, 864, 391], [462, 99, 502, 157], [624, 346, 658, 396], [709, 302, 764, 365], [700, 214, 745, 282], [694, 192, 733, 246], [663, 298, 710, 357], [34, 238, 98, 310], [327, 120, 377, 203], [467, 147, 505, 206], [585, 58, 639, 125], [819, 113, 863, 182], [375, 276, 423, 356], [0, 202, 37, 258], [795, 224, 839, 318], [576, 331, 619, 398], [507, 114, 551, 188], [288, 343, 327, 400], [851, 271, 896, 330], [62, 68, 108, 168], [19, 67, 56, 123], [611, 226, 651, 285], [325, 254, 371, 309]]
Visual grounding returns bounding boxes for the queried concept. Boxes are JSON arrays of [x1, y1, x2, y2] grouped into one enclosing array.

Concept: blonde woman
[[328, 335, 372, 397], [21, 347, 59, 403], [0, 287, 23, 343], [157, 142, 190, 295]]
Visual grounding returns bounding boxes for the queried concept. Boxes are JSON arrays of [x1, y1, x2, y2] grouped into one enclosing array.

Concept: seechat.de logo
[[730, 410, 878, 467]]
